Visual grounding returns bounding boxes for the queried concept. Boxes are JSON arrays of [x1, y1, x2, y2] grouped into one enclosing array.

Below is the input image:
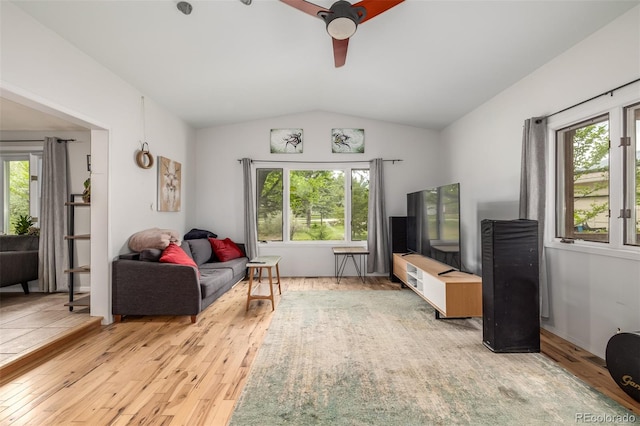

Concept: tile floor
[[0, 291, 91, 368]]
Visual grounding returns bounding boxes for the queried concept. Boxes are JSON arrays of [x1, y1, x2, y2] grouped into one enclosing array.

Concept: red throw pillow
[[159, 243, 198, 272], [209, 238, 243, 262]]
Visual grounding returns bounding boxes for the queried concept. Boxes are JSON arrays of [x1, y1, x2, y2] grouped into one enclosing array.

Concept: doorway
[[0, 89, 110, 369]]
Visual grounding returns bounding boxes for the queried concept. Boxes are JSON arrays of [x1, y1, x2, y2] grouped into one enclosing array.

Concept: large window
[[1, 153, 42, 234], [256, 165, 369, 243], [555, 96, 640, 248]]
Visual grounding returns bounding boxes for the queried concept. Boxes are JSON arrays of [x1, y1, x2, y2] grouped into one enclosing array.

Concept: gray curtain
[[242, 158, 258, 260], [39, 137, 69, 292], [367, 158, 389, 273], [519, 117, 550, 319]]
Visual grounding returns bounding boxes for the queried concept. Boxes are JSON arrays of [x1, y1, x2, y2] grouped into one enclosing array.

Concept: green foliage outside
[[256, 168, 369, 241], [351, 169, 369, 241], [290, 170, 345, 241], [572, 122, 610, 234], [257, 169, 284, 241], [8, 160, 30, 234]]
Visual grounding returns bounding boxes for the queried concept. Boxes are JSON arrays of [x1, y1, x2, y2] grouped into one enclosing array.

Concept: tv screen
[[406, 183, 461, 270]]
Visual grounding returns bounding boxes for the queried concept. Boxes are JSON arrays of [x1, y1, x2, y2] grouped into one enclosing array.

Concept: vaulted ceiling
[[5, 0, 639, 131]]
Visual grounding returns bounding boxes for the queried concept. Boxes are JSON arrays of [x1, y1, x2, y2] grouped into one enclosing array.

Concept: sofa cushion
[[209, 238, 244, 262], [199, 268, 234, 300], [159, 243, 198, 272], [185, 238, 213, 266], [200, 257, 248, 277]]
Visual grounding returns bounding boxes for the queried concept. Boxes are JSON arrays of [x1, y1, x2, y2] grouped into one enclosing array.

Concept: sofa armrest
[[112, 259, 202, 317], [0, 250, 38, 287]]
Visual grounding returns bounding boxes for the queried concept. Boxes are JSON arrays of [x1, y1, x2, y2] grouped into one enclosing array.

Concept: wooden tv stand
[[393, 253, 482, 319]]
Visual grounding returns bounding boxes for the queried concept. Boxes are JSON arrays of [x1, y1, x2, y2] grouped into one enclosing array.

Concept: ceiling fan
[[280, 0, 404, 67]]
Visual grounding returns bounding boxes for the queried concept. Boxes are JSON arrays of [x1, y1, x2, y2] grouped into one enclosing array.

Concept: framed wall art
[[157, 156, 181, 212], [271, 128, 303, 153], [332, 128, 364, 153]]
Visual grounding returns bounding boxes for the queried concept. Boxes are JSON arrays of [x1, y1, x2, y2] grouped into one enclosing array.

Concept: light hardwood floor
[[0, 277, 637, 425]]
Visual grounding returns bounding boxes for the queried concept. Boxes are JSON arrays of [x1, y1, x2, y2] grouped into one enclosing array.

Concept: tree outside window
[[557, 115, 610, 242], [4, 159, 30, 234], [256, 166, 369, 242]]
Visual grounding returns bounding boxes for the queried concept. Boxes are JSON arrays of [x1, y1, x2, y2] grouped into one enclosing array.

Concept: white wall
[[195, 111, 441, 276], [1, 3, 196, 323], [441, 6, 640, 358]]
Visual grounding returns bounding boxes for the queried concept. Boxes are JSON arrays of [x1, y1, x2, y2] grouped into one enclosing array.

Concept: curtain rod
[[238, 158, 403, 164], [544, 77, 640, 120], [0, 138, 77, 143]]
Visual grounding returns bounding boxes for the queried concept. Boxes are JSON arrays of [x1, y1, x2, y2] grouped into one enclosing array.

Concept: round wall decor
[[135, 142, 154, 169]]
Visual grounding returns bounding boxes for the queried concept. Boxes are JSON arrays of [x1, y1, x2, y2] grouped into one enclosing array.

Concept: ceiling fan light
[[326, 17, 357, 40]]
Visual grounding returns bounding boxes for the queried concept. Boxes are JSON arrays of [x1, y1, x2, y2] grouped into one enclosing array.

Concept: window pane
[[556, 115, 610, 242], [290, 170, 345, 241], [624, 104, 640, 246], [5, 160, 31, 234], [351, 169, 369, 241], [256, 168, 283, 241]]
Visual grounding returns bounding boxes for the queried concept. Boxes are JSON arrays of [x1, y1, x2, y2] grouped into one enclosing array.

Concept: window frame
[[547, 84, 640, 260], [555, 114, 610, 243], [255, 162, 369, 245], [622, 102, 640, 247], [0, 150, 42, 234]]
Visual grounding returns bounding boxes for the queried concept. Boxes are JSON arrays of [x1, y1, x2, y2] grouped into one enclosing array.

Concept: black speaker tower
[[481, 219, 540, 353], [389, 216, 407, 282]]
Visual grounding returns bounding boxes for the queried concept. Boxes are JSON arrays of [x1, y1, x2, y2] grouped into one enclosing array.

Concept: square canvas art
[[271, 129, 303, 153], [158, 156, 181, 212], [332, 128, 364, 153]]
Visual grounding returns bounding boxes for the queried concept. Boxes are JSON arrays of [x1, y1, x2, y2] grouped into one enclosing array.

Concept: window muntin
[[556, 114, 610, 243], [623, 103, 640, 246], [256, 165, 369, 243]]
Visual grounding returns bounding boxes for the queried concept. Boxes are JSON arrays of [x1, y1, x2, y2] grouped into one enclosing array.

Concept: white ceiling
[[6, 0, 640, 131], [0, 98, 87, 131]]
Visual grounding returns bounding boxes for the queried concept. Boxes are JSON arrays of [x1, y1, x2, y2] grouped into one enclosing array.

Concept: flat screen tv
[[406, 183, 461, 271]]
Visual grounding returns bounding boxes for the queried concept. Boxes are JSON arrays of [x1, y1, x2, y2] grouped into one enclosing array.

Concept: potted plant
[[82, 178, 91, 203], [14, 214, 34, 235]]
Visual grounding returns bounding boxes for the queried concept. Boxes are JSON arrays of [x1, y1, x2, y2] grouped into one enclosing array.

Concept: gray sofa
[[0, 235, 39, 294], [112, 238, 248, 323]]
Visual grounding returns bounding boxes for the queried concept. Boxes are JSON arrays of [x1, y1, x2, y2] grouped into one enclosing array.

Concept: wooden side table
[[246, 256, 282, 311]]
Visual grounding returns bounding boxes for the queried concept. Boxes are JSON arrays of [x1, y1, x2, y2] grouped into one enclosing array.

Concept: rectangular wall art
[[270, 129, 303, 153], [158, 156, 181, 212], [332, 128, 364, 153]]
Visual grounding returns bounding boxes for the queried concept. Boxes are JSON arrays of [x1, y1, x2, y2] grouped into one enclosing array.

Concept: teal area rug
[[229, 290, 635, 425]]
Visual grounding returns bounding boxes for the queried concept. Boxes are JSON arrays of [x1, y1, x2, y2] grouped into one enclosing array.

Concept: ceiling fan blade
[[332, 38, 349, 68], [353, 0, 404, 23], [280, 0, 329, 18]]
